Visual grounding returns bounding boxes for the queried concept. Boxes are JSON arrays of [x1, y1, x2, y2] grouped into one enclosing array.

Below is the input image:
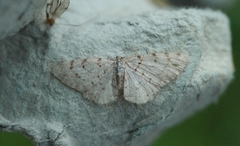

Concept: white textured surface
[[0, 0, 233, 145]]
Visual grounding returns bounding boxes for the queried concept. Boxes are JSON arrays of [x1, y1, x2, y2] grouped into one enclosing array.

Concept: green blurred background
[[0, 0, 239, 146]]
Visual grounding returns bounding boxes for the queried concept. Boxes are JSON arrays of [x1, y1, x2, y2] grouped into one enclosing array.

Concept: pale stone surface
[[0, 0, 233, 146], [0, 0, 46, 39]]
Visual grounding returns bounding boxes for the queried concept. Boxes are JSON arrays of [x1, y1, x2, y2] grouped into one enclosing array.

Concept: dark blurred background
[[0, 0, 239, 145]]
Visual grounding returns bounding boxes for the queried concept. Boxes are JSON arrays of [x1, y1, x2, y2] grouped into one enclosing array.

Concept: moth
[[51, 52, 189, 104], [45, 0, 70, 25]]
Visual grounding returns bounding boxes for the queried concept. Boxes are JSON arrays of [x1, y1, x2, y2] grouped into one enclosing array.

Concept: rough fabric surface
[[0, 0, 233, 146]]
